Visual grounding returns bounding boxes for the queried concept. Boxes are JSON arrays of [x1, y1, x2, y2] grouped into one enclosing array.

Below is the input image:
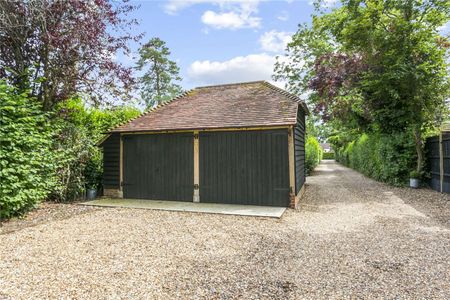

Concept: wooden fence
[[426, 132, 450, 193]]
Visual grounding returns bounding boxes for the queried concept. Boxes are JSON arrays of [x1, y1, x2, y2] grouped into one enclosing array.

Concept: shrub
[[49, 98, 140, 201], [0, 86, 141, 217], [322, 152, 335, 159], [409, 170, 420, 179], [305, 136, 322, 174], [49, 121, 91, 201], [0, 82, 58, 218], [335, 132, 415, 186]]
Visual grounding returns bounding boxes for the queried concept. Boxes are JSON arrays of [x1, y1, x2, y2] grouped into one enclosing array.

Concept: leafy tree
[[306, 114, 332, 142], [0, 0, 141, 109], [275, 0, 449, 175], [136, 37, 183, 107], [0, 81, 57, 218]]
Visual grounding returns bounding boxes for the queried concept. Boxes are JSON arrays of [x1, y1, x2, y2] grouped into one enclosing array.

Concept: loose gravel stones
[[1, 161, 449, 299]]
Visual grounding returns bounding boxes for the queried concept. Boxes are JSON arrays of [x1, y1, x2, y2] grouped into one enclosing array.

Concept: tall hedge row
[[305, 136, 323, 174], [0, 82, 141, 218], [0, 83, 58, 219], [322, 152, 335, 159], [335, 133, 415, 186]]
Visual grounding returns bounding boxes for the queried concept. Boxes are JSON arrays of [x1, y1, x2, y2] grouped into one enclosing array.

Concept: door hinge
[[194, 184, 199, 190], [193, 133, 199, 139], [121, 181, 124, 187]]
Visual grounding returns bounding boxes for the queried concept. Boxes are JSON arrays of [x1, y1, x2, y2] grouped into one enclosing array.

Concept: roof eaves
[[96, 134, 111, 147], [262, 81, 309, 115], [442, 121, 450, 132], [105, 123, 297, 134]]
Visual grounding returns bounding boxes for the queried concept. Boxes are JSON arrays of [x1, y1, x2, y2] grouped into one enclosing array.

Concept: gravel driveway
[[1, 160, 449, 299]]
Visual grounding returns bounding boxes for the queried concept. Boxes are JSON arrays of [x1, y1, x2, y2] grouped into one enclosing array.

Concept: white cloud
[[164, 0, 211, 15], [259, 30, 292, 53], [201, 10, 260, 29], [188, 53, 287, 86], [165, 0, 262, 30], [201, 1, 261, 29], [165, 0, 258, 14], [277, 11, 289, 21]]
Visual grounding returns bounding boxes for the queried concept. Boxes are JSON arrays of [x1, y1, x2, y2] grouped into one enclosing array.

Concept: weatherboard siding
[[199, 129, 290, 206], [102, 133, 120, 189], [294, 107, 306, 195], [427, 133, 450, 193]]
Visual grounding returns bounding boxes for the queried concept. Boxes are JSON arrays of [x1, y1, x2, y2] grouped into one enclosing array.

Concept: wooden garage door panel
[[123, 133, 193, 201], [199, 130, 290, 206]]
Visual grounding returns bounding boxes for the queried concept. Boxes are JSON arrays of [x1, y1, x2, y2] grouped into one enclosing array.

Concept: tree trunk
[[156, 71, 160, 98], [413, 127, 424, 174]]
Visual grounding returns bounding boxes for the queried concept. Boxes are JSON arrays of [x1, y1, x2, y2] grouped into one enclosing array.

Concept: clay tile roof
[[110, 81, 308, 133]]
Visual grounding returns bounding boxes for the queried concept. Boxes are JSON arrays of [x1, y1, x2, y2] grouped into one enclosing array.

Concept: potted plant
[[85, 156, 102, 200], [86, 184, 97, 200], [409, 170, 420, 188]]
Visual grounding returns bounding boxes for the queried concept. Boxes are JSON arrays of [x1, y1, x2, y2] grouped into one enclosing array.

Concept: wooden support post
[[439, 131, 444, 193], [288, 127, 296, 208], [119, 134, 124, 198], [193, 131, 200, 202]]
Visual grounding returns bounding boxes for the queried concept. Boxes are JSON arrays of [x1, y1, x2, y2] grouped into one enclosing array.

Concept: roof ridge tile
[[195, 80, 265, 89]]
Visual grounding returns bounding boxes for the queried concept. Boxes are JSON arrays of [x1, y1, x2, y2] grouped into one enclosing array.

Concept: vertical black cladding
[[294, 106, 306, 194], [199, 129, 290, 206], [103, 117, 306, 205], [122, 133, 194, 201], [102, 133, 120, 189], [426, 133, 450, 193]]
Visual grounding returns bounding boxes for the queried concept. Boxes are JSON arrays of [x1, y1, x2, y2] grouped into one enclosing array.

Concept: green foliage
[[136, 37, 183, 107], [275, 0, 449, 182], [50, 98, 140, 201], [409, 170, 421, 179], [306, 114, 332, 142], [0, 81, 140, 216], [322, 152, 335, 160], [50, 120, 90, 201], [336, 133, 415, 186], [306, 136, 323, 174], [0, 1, 139, 109], [0, 81, 57, 218]]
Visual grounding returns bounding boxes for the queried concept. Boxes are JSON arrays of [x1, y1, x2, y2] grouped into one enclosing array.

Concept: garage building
[[100, 81, 308, 208]]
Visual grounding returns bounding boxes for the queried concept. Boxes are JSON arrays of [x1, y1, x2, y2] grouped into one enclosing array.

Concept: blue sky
[[117, 0, 450, 91], [117, 0, 318, 89]]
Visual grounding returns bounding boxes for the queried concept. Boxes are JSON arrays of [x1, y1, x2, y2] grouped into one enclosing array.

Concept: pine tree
[[136, 38, 183, 107]]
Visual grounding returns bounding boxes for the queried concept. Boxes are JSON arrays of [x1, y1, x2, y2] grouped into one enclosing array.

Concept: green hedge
[[335, 133, 415, 186], [0, 82, 58, 218], [322, 152, 335, 159], [50, 99, 141, 201], [306, 136, 323, 174], [0, 83, 141, 218]]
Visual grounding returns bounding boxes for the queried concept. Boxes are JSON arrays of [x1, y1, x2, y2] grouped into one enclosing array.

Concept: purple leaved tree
[[0, 0, 142, 109]]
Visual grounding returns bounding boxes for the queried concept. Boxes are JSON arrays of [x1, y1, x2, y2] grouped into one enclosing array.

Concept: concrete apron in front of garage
[[81, 199, 286, 218]]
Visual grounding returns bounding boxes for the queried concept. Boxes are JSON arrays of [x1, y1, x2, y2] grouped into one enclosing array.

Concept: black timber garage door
[[200, 130, 290, 206], [123, 133, 193, 201]]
